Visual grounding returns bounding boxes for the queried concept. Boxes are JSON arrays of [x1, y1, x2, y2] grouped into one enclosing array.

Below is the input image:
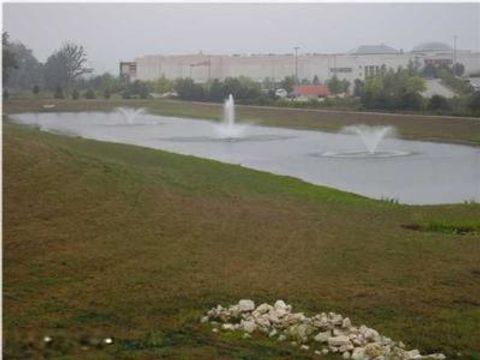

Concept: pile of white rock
[[201, 300, 446, 360]]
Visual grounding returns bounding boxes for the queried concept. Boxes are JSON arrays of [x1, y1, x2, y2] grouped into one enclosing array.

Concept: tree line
[[3, 32, 479, 116]]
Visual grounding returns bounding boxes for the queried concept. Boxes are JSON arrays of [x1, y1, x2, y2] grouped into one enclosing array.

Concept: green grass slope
[[3, 122, 480, 359]]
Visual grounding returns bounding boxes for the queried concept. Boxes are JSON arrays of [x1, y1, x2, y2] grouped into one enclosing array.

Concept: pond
[[10, 111, 480, 205]]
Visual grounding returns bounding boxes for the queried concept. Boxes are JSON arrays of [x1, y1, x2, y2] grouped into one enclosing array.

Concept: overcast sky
[[3, 3, 480, 75]]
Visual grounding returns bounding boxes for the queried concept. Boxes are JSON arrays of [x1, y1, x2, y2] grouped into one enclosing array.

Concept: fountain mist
[[343, 125, 395, 154], [116, 107, 145, 124]]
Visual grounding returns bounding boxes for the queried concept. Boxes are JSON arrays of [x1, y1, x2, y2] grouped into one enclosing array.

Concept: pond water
[[10, 111, 480, 205]]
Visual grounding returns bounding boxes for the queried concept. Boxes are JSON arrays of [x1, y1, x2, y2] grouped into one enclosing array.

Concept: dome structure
[[350, 44, 399, 55], [412, 42, 452, 53]]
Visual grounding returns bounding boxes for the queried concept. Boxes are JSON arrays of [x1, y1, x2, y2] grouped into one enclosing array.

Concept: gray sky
[[3, 3, 480, 75]]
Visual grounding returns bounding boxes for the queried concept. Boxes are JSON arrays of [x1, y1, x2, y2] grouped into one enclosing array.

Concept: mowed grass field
[[3, 100, 480, 359], [4, 98, 480, 146]]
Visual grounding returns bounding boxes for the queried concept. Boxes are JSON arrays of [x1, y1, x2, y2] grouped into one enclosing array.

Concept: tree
[[154, 75, 172, 94], [5, 40, 43, 90], [353, 79, 364, 97], [32, 85, 40, 95], [326, 75, 343, 95], [312, 75, 320, 85], [207, 79, 225, 102], [428, 95, 450, 111], [44, 42, 89, 89], [54, 86, 64, 99], [280, 76, 295, 93], [452, 63, 465, 77], [3, 89, 9, 100], [2, 32, 17, 83], [103, 88, 111, 99]]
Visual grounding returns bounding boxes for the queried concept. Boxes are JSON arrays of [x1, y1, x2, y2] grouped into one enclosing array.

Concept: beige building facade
[[121, 43, 480, 84]]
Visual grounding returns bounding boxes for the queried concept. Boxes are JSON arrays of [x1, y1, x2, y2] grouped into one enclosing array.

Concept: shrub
[[54, 86, 64, 99], [3, 89, 9, 100], [84, 89, 96, 99], [428, 95, 450, 112], [72, 89, 80, 100], [122, 90, 131, 99], [468, 91, 480, 113], [32, 85, 40, 95], [103, 88, 111, 99]]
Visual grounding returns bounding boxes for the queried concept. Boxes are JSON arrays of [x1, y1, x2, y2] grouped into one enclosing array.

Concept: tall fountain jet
[[224, 94, 235, 128], [215, 94, 246, 139]]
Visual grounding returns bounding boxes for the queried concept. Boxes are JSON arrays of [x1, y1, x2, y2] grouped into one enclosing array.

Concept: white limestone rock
[[241, 320, 257, 333], [342, 317, 352, 328], [238, 299, 255, 312], [351, 347, 367, 360], [314, 330, 331, 343], [328, 335, 352, 347]]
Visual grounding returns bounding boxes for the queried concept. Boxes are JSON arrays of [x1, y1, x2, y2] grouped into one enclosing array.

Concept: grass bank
[[4, 98, 480, 146], [3, 119, 480, 359]]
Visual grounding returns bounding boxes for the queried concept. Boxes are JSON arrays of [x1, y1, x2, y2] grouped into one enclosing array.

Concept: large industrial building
[[120, 42, 480, 84]]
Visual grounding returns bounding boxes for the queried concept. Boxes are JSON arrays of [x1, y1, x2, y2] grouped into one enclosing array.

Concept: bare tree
[[44, 42, 91, 89]]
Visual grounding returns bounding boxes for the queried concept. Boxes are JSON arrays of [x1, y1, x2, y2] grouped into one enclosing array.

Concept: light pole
[[453, 35, 457, 69], [294, 46, 300, 84], [189, 64, 194, 79]]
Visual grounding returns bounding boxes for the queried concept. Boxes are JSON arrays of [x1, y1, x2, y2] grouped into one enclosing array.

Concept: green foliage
[[174, 78, 206, 101], [5, 40, 43, 90], [71, 89, 80, 100], [353, 79, 364, 97], [3, 89, 10, 100], [84, 89, 96, 99], [360, 68, 426, 111], [428, 95, 450, 112], [122, 90, 131, 99], [174, 76, 268, 105], [280, 76, 295, 93], [312, 75, 320, 85], [262, 77, 276, 90], [326, 75, 343, 94], [153, 75, 172, 94], [32, 85, 40, 95], [468, 91, 480, 113], [452, 63, 465, 77], [54, 86, 64, 99], [2, 32, 17, 83], [103, 88, 111, 99], [438, 69, 473, 95]]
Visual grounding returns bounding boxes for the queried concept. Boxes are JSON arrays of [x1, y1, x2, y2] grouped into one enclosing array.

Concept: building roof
[[349, 44, 399, 55], [293, 85, 331, 97], [412, 42, 452, 53]]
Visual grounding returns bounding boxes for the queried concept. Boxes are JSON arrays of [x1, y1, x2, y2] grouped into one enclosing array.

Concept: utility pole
[[453, 35, 457, 68], [294, 46, 300, 84]]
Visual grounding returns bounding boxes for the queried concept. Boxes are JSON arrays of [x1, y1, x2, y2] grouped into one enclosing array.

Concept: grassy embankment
[[4, 98, 480, 146], [3, 100, 480, 359]]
